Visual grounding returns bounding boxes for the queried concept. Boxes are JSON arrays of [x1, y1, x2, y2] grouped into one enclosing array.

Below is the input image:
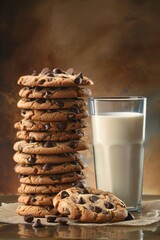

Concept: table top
[[0, 195, 159, 240]]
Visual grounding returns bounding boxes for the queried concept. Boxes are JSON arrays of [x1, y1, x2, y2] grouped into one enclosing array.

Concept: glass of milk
[[89, 97, 147, 211]]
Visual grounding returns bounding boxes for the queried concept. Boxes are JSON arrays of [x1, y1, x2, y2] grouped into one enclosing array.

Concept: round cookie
[[16, 130, 84, 141], [17, 69, 93, 87], [18, 183, 75, 194], [13, 152, 80, 165], [53, 186, 128, 223], [18, 194, 56, 206], [13, 140, 89, 154], [19, 172, 86, 185], [15, 161, 84, 175], [14, 119, 88, 132], [16, 204, 58, 217], [20, 108, 88, 121], [19, 86, 92, 99], [17, 98, 87, 110]]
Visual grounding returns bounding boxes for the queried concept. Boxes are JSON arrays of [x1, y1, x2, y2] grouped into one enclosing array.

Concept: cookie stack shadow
[[13, 67, 93, 217]]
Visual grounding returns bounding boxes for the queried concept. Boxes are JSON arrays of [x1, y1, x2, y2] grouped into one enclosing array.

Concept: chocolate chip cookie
[[13, 152, 80, 165], [16, 204, 58, 217], [13, 140, 89, 154], [20, 108, 88, 121], [18, 193, 56, 206], [14, 119, 88, 132], [53, 186, 128, 223], [19, 172, 86, 185], [15, 161, 84, 175], [19, 86, 92, 99], [18, 183, 75, 194], [17, 98, 87, 110], [16, 130, 84, 141], [17, 68, 93, 87]]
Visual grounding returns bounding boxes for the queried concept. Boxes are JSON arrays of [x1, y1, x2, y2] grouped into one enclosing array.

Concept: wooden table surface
[[0, 195, 159, 240]]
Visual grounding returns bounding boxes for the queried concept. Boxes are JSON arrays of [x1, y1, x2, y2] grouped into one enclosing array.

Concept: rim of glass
[[89, 96, 146, 101]]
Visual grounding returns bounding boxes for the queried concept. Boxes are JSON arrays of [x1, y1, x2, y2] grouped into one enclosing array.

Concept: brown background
[[0, 0, 160, 194]]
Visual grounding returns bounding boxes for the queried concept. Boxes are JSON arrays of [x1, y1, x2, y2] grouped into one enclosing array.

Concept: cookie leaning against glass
[[53, 184, 134, 223]]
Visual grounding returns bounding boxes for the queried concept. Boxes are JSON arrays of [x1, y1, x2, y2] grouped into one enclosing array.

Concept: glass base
[[127, 203, 142, 212]]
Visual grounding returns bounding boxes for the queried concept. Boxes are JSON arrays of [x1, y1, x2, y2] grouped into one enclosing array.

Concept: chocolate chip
[[45, 206, 54, 211], [46, 72, 54, 77], [44, 123, 51, 130], [77, 72, 83, 78], [90, 205, 102, 213], [89, 195, 99, 203], [21, 109, 27, 115], [70, 107, 80, 114], [37, 99, 46, 104], [102, 210, 108, 214], [66, 68, 75, 75], [67, 113, 76, 120], [47, 77, 53, 82], [24, 214, 34, 223], [32, 219, 45, 228], [31, 197, 37, 202], [54, 101, 64, 108], [34, 86, 42, 92], [44, 91, 52, 98], [29, 138, 36, 143], [50, 175, 61, 180], [31, 70, 36, 76], [42, 163, 52, 171], [43, 141, 55, 148], [71, 160, 78, 165], [57, 122, 67, 130], [57, 217, 68, 225], [38, 79, 46, 85], [77, 196, 86, 204], [46, 215, 57, 223], [80, 188, 89, 194], [74, 76, 83, 85], [125, 212, 134, 221], [27, 155, 36, 165], [69, 140, 78, 149], [65, 208, 70, 215], [76, 171, 81, 175], [61, 191, 69, 199], [104, 202, 114, 209], [40, 67, 54, 76], [53, 68, 62, 74], [75, 181, 85, 188]]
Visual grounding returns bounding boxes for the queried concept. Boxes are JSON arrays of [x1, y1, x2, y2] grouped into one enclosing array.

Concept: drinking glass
[[89, 97, 147, 211]]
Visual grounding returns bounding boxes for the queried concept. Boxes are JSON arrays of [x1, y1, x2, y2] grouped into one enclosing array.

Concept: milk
[[91, 112, 144, 209]]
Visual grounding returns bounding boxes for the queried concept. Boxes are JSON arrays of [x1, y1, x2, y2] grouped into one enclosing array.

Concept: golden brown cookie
[[20, 108, 88, 121], [17, 68, 93, 87], [19, 172, 86, 185], [18, 183, 75, 194], [17, 98, 87, 110], [53, 186, 128, 223], [13, 140, 89, 154], [19, 86, 92, 99], [16, 204, 58, 217], [13, 152, 80, 165], [18, 194, 56, 206], [14, 119, 88, 132], [15, 161, 84, 175], [16, 130, 84, 142]]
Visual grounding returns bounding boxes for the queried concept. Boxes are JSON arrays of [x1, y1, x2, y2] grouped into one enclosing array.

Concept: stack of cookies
[[13, 67, 93, 217]]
